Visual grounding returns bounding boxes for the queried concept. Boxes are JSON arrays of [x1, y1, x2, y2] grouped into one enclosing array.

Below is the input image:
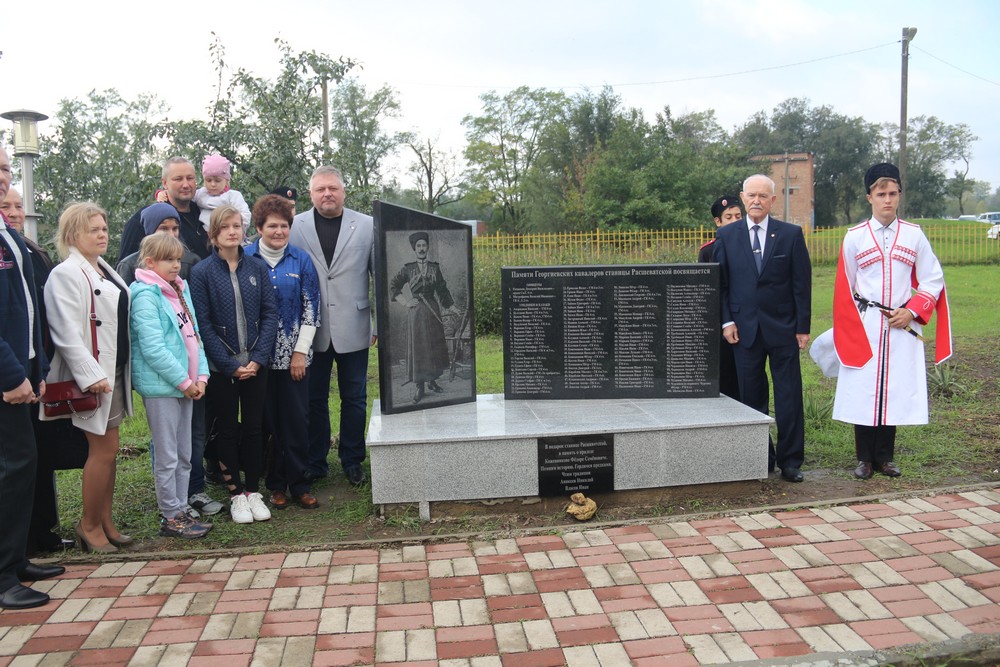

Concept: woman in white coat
[[43, 203, 133, 553]]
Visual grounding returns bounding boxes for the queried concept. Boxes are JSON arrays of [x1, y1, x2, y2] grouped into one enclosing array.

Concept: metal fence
[[472, 222, 999, 266]]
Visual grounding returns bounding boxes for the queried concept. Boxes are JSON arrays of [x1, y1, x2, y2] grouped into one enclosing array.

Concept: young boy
[[194, 154, 251, 232], [697, 195, 745, 262], [832, 162, 951, 479], [698, 195, 744, 400]]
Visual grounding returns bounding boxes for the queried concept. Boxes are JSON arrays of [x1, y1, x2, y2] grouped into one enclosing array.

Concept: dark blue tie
[[751, 224, 763, 273]]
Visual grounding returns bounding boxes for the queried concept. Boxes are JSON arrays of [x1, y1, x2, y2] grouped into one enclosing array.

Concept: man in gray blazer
[[289, 166, 375, 486]]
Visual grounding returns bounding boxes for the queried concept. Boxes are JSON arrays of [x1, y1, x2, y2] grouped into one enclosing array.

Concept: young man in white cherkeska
[[831, 162, 951, 480]]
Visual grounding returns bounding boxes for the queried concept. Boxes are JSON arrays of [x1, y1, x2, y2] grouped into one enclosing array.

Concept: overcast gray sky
[[3, 0, 998, 199]]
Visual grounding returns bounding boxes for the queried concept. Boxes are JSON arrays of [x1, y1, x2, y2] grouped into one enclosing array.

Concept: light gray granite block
[[368, 394, 771, 505]]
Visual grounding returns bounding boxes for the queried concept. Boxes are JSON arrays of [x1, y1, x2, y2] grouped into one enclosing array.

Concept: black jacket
[[119, 202, 211, 262]]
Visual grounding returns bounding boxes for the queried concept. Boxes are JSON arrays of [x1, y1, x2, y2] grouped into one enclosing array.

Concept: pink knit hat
[[202, 153, 231, 179]]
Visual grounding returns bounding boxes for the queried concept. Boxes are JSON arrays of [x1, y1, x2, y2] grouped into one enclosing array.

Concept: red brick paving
[[0, 487, 996, 665]]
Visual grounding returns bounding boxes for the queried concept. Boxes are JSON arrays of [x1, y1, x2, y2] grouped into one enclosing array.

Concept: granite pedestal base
[[368, 394, 772, 518]]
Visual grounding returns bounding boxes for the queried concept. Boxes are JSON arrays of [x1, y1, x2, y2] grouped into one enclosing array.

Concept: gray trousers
[[145, 397, 193, 518]]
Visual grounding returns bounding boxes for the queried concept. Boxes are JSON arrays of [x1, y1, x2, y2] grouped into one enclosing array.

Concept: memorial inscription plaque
[[538, 434, 614, 497], [503, 265, 719, 400], [374, 202, 476, 414]]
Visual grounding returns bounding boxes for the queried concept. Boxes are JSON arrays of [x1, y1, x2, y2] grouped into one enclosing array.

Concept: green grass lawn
[[52, 263, 999, 554]]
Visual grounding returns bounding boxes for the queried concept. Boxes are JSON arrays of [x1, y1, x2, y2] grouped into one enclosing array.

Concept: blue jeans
[[307, 346, 368, 476]]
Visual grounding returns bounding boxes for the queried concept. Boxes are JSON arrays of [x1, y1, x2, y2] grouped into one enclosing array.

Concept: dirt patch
[[368, 468, 998, 539]]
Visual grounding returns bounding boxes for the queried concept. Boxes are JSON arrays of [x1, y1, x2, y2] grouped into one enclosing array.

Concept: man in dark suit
[[0, 144, 65, 609], [712, 174, 811, 482]]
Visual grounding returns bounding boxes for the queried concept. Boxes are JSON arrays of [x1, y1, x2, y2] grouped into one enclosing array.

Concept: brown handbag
[[42, 269, 101, 419]]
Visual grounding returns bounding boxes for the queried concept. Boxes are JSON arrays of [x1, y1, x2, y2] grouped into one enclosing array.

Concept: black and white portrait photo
[[374, 203, 476, 414]]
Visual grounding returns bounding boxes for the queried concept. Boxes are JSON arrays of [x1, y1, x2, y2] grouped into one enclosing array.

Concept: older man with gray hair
[[289, 166, 375, 487], [713, 173, 812, 483]]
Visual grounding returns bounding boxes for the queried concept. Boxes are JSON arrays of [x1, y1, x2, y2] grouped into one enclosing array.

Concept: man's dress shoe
[[854, 461, 874, 480], [18, 562, 65, 582], [781, 467, 804, 483], [295, 492, 320, 510], [345, 466, 367, 487], [877, 461, 902, 477], [270, 491, 290, 509], [0, 584, 50, 610]]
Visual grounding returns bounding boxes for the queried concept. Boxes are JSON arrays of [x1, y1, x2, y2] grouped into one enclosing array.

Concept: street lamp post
[[1, 109, 48, 242], [898, 27, 917, 218]]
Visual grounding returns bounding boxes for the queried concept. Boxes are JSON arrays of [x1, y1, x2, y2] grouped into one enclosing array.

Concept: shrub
[[927, 362, 966, 398]]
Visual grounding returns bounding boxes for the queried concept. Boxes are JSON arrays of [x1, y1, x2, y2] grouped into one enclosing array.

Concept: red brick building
[[751, 152, 815, 232]]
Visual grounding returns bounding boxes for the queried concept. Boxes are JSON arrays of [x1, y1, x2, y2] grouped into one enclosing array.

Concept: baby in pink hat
[[194, 153, 251, 232]]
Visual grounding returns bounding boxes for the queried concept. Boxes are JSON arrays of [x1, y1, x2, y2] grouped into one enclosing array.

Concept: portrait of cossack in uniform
[[387, 230, 472, 407]]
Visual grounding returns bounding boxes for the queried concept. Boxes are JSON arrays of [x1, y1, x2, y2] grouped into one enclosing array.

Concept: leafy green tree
[[462, 86, 569, 231], [875, 116, 980, 218], [647, 108, 752, 227], [942, 124, 978, 216], [329, 79, 413, 212], [407, 136, 465, 213], [166, 36, 356, 202], [733, 98, 879, 227], [33, 89, 166, 250], [883, 116, 964, 218], [522, 87, 623, 231], [572, 106, 750, 230]]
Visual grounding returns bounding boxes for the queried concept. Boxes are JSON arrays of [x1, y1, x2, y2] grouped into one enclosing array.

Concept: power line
[[913, 46, 1000, 87], [607, 41, 898, 88], [396, 41, 899, 92]]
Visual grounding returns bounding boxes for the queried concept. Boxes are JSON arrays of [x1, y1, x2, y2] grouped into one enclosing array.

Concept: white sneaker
[[189, 492, 224, 516], [246, 492, 271, 522], [182, 504, 200, 519], [230, 494, 253, 524]]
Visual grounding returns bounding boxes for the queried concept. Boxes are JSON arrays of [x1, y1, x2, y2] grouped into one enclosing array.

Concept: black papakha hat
[[409, 231, 429, 249], [270, 186, 298, 201], [711, 195, 743, 219], [864, 163, 902, 194]]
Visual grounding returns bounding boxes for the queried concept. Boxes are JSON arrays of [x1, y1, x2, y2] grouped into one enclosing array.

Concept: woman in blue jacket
[[190, 206, 278, 525], [247, 195, 321, 510]]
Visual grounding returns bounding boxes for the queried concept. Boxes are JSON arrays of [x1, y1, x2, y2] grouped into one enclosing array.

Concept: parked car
[[988, 223, 1000, 240], [958, 214, 978, 221], [977, 212, 1000, 225]]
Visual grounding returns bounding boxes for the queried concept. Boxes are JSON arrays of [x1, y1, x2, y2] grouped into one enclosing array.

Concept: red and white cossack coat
[[832, 218, 952, 426]]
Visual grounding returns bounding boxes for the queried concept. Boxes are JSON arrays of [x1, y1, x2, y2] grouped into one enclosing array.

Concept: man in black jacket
[[0, 144, 65, 609], [118, 157, 211, 261]]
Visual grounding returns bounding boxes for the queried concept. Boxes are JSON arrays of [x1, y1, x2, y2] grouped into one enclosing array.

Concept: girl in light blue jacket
[[130, 235, 212, 539]]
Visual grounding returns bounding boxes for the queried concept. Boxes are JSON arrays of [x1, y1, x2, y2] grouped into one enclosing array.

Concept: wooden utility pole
[[899, 27, 917, 217]]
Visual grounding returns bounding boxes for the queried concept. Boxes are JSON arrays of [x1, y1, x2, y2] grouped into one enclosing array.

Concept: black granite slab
[[373, 201, 476, 414], [502, 265, 719, 399], [538, 434, 614, 497]]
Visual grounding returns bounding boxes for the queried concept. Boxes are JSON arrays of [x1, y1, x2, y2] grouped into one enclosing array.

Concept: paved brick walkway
[[1, 488, 999, 666]]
